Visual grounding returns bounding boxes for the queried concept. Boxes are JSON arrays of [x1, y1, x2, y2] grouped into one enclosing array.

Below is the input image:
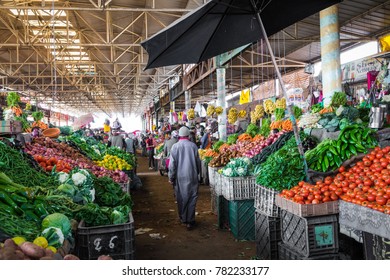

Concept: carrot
[[270, 120, 283, 130], [282, 119, 293, 131], [252, 134, 264, 142], [319, 107, 334, 114], [237, 133, 252, 142], [219, 143, 230, 152]]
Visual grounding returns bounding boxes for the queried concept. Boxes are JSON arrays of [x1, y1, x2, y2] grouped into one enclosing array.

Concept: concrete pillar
[[320, 5, 342, 107], [216, 68, 227, 141], [185, 90, 191, 110]]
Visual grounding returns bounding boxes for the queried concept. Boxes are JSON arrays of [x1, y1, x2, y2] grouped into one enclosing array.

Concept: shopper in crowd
[[168, 126, 201, 230], [125, 134, 136, 155], [141, 134, 147, 157], [164, 130, 178, 157], [200, 126, 212, 149], [108, 129, 126, 150], [146, 133, 156, 170], [188, 126, 197, 144]]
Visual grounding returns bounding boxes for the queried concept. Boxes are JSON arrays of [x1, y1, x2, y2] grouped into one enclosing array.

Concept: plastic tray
[[275, 195, 339, 217], [278, 242, 340, 260], [255, 185, 280, 217], [255, 210, 281, 260], [75, 212, 135, 260], [221, 175, 256, 201], [280, 210, 339, 257]]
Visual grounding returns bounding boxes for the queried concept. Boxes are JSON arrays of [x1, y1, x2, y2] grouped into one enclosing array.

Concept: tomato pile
[[33, 155, 72, 173], [279, 146, 390, 214]]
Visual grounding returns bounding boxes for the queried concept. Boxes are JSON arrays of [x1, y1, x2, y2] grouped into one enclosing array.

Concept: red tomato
[[376, 196, 387, 206], [311, 199, 320, 204], [339, 166, 346, 173]]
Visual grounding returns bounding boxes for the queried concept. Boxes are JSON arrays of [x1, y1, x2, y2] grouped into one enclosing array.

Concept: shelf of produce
[[339, 200, 390, 240], [75, 212, 135, 260], [280, 210, 339, 257], [221, 175, 256, 201], [275, 195, 339, 217], [255, 185, 280, 217]]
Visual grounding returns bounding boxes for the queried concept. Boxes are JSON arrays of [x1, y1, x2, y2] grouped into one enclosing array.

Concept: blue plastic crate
[[229, 199, 255, 241]]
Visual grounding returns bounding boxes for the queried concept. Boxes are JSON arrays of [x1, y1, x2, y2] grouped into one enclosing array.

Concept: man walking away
[[125, 134, 136, 154], [168, 126, 201, 230]]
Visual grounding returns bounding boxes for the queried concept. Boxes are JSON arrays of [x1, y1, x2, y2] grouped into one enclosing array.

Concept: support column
[[320, 5, 342, 107], [216, 68, 227, 141], [185, 90, 191, 110]]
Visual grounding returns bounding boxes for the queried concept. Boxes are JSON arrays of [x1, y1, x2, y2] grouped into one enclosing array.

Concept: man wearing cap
[[168, 126, 201, 230], [200, 126, 212, 149]]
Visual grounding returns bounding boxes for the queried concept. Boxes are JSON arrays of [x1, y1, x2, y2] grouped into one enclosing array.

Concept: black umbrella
[[141, 0, 341, 69], [141, 0, 342, 179]]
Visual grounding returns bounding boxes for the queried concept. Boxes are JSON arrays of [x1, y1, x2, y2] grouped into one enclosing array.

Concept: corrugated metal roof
[[0, 0, 388, 116]]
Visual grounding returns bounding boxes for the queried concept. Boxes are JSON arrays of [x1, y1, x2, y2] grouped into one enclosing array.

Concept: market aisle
[[131, 153, 256, 260]]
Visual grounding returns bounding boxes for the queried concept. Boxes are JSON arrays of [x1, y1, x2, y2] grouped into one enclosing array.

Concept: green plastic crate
[[229, 199, 255, 241], [217, 196, 229, 230]]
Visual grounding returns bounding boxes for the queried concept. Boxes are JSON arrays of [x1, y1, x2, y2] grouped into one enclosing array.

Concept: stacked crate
[[276, 196, 340, 260], [218, 175, 257, 241], [254, 185, 281, 260], [208, 166, 222, 215]]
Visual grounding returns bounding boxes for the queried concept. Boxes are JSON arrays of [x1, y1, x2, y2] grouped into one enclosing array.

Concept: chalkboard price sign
[[88, 231, 125, 259]]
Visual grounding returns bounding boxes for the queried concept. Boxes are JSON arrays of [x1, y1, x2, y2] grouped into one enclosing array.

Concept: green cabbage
[[57, 183, 76, 197], [42, 213, 71, 238]]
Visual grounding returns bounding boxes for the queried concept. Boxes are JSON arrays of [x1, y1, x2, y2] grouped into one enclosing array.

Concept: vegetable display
[[279, 146, 390, 215], [306, 125, 378, 172], [246, 123, 259, 137], [220, 157, 253, 177], [255, 135, 306, 190], [330, 91, 347, 108]]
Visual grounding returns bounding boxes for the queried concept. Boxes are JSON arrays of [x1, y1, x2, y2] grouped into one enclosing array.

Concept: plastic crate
[[215, 172, 223, 196], [75, 212, 135, 260], [255, 185, 280, 217], [217, 196, 230, 230], [255, 210, 281, 260], [229, 199, 255, 241], [208, 166, 221, 188], [363, 232, 390, 260], [275, 195, 339, 217], [221, 175, 256, 201], [278, 242, 340, 260], [210, 187, 218, 215], [281, 210, 339, 257]]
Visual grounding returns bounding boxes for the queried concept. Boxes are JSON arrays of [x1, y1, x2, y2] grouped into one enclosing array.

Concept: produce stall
[[198, 91, 390, 260], [0, 129, 135, 260]]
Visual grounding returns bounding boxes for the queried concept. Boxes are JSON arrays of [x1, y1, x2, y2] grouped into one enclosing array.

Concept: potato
[[63, 254, 80, 260], [20, 242, 45, 259], [4, 239, 18, 250], [45, 249, 55, 258], [97, 255, 113, 260], [15, 250, 26, 260], [1, 247, 21, 260]]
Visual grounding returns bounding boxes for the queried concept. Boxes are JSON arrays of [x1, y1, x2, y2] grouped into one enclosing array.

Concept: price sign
[[314, 225, 334, 247], [88, 231, 125, 259]]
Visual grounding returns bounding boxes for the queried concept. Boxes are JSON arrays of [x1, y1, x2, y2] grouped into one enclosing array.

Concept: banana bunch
[[228, 107, 238, 124], [187, 108, 195, 120], [264, 99, 276, 114], [25, 103, 32, 111], [206, 105, 215, 117], [238, 110, 247, 118], [275, 98, 287, 109], [215, 106, 224, 115], [250, 105, 265, 124]]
